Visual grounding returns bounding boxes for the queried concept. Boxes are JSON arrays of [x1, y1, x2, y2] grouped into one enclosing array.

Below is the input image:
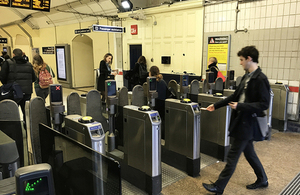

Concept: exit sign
[[131, 25, 138, 35]]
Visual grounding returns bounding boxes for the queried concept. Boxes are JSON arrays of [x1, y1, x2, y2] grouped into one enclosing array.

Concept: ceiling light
[[121, 0, 133, 10]]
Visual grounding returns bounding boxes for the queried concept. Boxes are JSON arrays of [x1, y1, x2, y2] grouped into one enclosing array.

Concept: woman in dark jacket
[[97, 53, 117, 101], [132, 56, 147, 86], [149, 66, 168, 100]]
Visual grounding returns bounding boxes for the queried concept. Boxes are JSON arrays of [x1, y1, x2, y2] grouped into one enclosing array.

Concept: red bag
[[217, 71, 226, 82], [39, 68, 53, 88]]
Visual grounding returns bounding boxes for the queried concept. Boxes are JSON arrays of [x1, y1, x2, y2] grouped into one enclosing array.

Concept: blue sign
[[92, 25, 124, 33]]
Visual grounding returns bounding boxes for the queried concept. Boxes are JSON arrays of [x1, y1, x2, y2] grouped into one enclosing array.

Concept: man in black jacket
[[202, 46, 270, 195], [0, 48, 36, 122]]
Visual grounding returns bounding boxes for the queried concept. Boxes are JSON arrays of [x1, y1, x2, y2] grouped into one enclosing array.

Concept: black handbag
[[0, 60, 23, 103]]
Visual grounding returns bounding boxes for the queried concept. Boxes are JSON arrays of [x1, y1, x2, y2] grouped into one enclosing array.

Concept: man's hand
[[206, 104, 215, 112], [228, 102, 238, 110]]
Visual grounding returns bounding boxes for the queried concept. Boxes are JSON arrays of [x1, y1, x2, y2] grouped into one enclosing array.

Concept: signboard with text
[[0, 38, 8, 44], [0, 0, 51, 12], [207, 35, 231, 76], [131, 25, 138, 35], [42, 47, 54, 54], [92, 25, 124, 33], [75, 28, 91, 34]]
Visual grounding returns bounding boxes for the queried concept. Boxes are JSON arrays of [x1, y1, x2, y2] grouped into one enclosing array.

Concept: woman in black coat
[[97, 53, 117, 101], [132, 55, 147, 86]]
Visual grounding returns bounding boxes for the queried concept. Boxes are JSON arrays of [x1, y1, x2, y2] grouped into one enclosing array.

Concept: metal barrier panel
[[131, 85, 144, 107], [0, 100, 24, 167], [197, 94, 231, 161], [67, 92, 81, 115], [168, 80, 179, 99], [118, 87, 129, 107], [190, 80, 200, 95], [215, 77, 223, 92], [223, 89, 234, 97], [28, 97, 48, 164], [86, 90, 109, 132], [202, 79, 208, 94], [0, 100, 20, 121], [236, 76, 242, 87], [270, 84, 289, 131]]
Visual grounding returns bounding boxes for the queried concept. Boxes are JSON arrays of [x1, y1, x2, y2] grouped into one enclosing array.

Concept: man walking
[[202, 46, 270, 195], [0, 48, 36, 123]]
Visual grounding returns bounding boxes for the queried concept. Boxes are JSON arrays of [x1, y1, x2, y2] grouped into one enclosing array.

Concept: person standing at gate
[[132, 56, 148, 86], [97, 53, 117, 102], [202, 46, 270, 195], [33, 54, 55, 101], [0, 48, 36, 123], [206, 57, 219, 82]]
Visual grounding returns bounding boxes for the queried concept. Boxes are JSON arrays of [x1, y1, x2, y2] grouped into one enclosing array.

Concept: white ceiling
[[0, 0, 188, 29], [0, 0, 119, 29]]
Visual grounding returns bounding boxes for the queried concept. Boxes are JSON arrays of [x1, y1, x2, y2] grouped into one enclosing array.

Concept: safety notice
[[207, 35, 231, 76]]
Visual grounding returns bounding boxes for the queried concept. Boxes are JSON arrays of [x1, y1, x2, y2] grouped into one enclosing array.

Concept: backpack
[[39, 67, 53, 88], [138, 63, 148, 79]]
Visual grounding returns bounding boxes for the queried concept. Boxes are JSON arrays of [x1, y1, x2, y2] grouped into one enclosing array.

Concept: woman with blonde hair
[[32, 54, 55, 101]]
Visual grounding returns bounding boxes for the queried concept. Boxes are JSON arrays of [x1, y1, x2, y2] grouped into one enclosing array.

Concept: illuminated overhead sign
[[92, 25, 124, 33], [0, 0, 51, 12]]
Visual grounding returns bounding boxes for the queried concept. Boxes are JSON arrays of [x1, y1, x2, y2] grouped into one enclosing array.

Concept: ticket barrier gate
[[198, 94, 231, 161], [270, 83, 289, 131], [163, 99, 201, 177], [64, 115, 106, 155], [121, 105, 162, 195]]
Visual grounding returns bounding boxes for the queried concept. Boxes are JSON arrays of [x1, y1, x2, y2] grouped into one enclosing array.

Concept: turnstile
[[198, 94, 231, 161], [64, 115, 106, 154], [270, 84, 289, 131], [163, 98, 201, 176], [122, 105, 161, 195]]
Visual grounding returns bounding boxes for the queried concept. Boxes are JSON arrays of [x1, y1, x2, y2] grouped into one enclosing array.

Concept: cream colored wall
[[72, 35, 94, 87], [120, 1, 204, 75], [0, 19, 115, 88]]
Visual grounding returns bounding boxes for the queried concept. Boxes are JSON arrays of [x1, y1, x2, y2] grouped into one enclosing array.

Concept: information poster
[[0, 0, 10, 7], [207, 35, 231, 76], [56, 47, 67, 80], [32, 47, 39, 59], [42, 47, 54, 54]]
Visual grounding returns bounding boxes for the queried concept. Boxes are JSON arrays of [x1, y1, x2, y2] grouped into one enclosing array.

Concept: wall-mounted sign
[[0, 38, 8, 44], [0, 0, 50, 12], [92, 25, 124, 33], [207, 35, 231, 76], [42, 47, 54, 54], [75, 28, 91, 34], [131, 25, 138, 35]]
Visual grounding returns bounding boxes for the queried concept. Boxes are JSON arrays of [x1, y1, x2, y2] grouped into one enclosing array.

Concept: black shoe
[[246, 181, 268, 189], [202, 183, 224, 195]]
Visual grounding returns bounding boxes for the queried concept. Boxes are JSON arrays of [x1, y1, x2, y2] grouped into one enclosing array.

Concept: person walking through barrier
[[202, 46, 270, 195]]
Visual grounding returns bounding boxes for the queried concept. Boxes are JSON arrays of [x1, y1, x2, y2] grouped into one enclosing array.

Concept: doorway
[[129, 44, 142, 70], [72, 35, 94, 88]]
